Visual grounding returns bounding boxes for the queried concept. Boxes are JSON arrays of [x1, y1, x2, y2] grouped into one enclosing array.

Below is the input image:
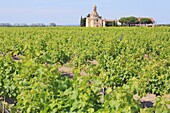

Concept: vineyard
[[0, 27, 170, 112]]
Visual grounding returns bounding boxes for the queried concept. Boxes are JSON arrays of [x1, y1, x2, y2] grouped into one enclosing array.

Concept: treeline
[[156, 24, 170, 27], [0, 23, 57, 27], [119, 16, 154, 26]]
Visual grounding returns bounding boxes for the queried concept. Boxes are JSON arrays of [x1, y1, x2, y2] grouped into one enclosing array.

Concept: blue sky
[[0, 0, 169, 25]]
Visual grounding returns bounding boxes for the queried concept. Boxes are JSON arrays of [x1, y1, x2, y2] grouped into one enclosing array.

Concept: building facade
[[86, 5, 105, 27]]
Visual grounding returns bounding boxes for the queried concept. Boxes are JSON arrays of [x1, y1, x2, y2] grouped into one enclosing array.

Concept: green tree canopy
[[140, 18, 152, 24], [119, 16, 138, 26], [80, 16, 86, 27]]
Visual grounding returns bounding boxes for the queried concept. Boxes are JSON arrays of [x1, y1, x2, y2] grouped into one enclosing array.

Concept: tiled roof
[[104, 19, 116, 22]]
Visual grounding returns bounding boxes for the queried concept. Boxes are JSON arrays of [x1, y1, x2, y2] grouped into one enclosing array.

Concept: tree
[[119, 17, 126, 26], [128, 16, 139, 25], [49, 23, 56, 27], [119, 16, 138, 26], [30, 23, 46, 27], [0, 23, 12, 27], [140, 18, 152, 25], [80, 16, 83, 26], [13, 23, 28, 27], [80, 16, 86, 27]]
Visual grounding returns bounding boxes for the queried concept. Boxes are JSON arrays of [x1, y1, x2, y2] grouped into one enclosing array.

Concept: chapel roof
[[90, 5, 99, 17]]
